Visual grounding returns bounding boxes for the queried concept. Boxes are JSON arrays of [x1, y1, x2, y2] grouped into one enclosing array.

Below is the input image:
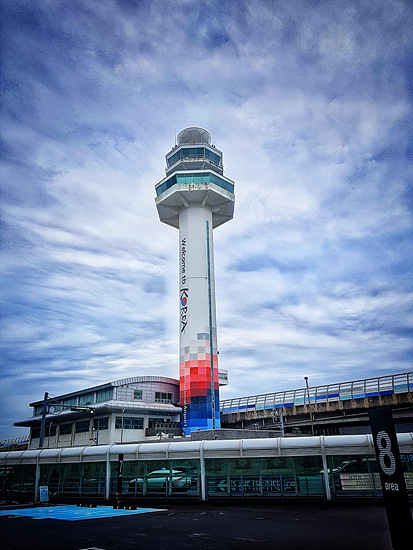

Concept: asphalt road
[[0, 502, 400, 550]]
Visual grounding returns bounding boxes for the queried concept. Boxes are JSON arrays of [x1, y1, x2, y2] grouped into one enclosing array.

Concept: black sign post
[[368, 406, 413, 550], [115, 453, 124, 507]]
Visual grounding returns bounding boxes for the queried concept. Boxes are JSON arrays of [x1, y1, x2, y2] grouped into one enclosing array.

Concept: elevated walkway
[[220, 372, 413, 435]]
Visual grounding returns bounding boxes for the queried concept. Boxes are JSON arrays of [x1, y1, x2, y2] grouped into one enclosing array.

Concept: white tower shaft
[[179, 205, 219, 432]]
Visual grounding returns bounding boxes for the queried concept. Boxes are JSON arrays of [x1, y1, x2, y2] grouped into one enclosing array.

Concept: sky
[[1, 0, 412, 439]]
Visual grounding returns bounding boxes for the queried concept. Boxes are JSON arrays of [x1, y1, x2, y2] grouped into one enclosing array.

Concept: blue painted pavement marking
[[0, 505, 165, 521]]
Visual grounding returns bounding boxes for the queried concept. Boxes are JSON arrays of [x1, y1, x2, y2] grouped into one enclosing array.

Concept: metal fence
[[220, 372, 413, 415]]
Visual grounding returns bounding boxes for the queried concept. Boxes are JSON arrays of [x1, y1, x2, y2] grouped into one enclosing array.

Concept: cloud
[[1, 0, 412, 438]]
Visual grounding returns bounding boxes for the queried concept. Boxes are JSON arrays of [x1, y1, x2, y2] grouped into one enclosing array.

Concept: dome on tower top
[[177, 127, 211, 145]]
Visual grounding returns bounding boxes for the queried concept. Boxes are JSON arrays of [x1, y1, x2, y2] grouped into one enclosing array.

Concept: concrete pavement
[[0, 502, 401, 550]]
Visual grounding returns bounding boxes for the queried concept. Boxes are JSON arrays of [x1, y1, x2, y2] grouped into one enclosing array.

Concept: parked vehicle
[[324, 459, 379, 491], [129, 467, 197, 492]]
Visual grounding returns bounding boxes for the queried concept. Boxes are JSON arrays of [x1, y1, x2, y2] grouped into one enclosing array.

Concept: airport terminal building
[[14, 377, 183, 449], [13, 371, 229, 450], [2, 371, 412, 503]]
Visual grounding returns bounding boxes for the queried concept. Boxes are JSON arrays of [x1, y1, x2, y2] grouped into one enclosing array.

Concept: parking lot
[[0, 501, 402, 550]]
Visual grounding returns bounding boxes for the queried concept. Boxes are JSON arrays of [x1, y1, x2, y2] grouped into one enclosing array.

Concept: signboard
[[218, 476, 297, 493], [39, 485, 49, 503], [339, 472, 413, 491], [339, 473, 380, 490], [369, 406, 413, 550]]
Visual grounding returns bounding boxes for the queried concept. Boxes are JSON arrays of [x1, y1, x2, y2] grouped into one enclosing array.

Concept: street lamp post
[[120, 408, 125, 444], [47, 421, 54, 449], [38, 392, 95, 449], [304, 376, 315, 435], [38, 392, 49, 448], [271, 409, 284, 437]]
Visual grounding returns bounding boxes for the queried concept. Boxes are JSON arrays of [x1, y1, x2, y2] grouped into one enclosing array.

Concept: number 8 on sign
[[376, 430, 396, 476]]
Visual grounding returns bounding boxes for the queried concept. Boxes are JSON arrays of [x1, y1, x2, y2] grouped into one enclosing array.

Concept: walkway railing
[[0, 435, 29, 450], [220, 372, 413, 415]]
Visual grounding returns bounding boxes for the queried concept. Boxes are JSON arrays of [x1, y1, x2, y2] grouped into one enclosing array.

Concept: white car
[[129, 467, 197, 492]]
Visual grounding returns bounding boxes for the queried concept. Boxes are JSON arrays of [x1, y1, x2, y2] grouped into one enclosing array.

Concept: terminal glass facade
[[2, 452, 412, 502], [114, 417, 144, 430]]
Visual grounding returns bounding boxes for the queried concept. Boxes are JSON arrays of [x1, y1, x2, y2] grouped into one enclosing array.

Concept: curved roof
[[177, 127, 211, 145], [111, 376, 179, 387], [1, 433, 411, 463], [28, 376, 179, 407]]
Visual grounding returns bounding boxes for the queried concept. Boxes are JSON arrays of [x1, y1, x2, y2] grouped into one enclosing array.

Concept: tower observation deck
[[155, 127, 235, 434]]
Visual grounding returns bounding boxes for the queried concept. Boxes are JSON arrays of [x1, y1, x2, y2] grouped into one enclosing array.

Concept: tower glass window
[[156, 172, 234, 197], [167, 147, 222, 168]]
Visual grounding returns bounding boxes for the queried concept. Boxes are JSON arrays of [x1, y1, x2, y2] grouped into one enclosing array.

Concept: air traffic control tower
[[155, 127, 235, 435]]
